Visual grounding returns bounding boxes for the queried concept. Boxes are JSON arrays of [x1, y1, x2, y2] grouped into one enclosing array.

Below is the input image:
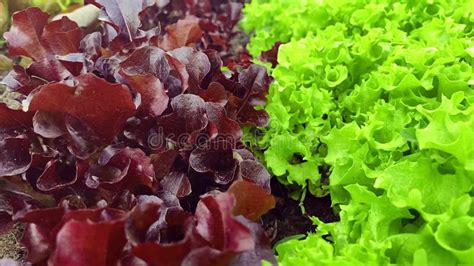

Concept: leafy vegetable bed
[[243, 0, 474, 265], [1, 0, 473, 265], [0, 1, 278, 265]]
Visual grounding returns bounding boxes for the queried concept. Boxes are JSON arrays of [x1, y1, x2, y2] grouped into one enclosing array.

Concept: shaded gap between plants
[[262, 178, 339, 246]]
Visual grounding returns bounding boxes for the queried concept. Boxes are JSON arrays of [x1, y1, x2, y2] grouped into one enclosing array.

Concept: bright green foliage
[[32, 0, 83, 11], [243, 0, 474, 265]]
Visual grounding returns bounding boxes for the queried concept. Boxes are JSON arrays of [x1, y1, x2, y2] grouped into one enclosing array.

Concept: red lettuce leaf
[[259, 41, 283, 68], [118, 72, 169, 117], [36, 159, 78, 192], [4, 8, 83, 81], [150, 150, 179, 180], [205, 102, 242, 141], [189, 140, 238, 185], [158, 94, 208, 146], [0, 136, 32, 177], [169, 47, 211, 93], [195, 192, 254, 251], [199, 82, 228, 106], [125, 196, 163, 244], [21, 223, 52, 263], [0, 2, 274, 264], [181, 247, 235, 266], [26, 73, 136, 144], [91, 0, 155, 42], [227, 180, 275, 221], [229, 217, 277, 266], [160, 17, 203, 51], [3, 8, 50, 61], [230, 64, 271, 127], [240, 160, 272, 192], [32, 111, 66, 139], [119, 46, 170, 81], [42, 17, 83, 56], [1, 66, 45, 95], [50, 219, 126, 266], [0, 103, 33, 129], [86, 145, 156, 191], [160, 171, 192, 199]]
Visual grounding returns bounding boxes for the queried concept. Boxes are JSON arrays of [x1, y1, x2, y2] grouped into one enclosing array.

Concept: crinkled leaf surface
[[0, 2, 273, 265]]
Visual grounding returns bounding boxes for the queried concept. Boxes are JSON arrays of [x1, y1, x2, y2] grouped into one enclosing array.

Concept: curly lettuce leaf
[[244, 0, 474, 265]]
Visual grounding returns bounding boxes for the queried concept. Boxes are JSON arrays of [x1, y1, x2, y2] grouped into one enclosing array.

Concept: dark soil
[[262, 179, 339, 246]]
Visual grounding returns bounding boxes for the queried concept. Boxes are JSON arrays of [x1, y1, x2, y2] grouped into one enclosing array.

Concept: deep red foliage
[[0, 1, 274, 265]]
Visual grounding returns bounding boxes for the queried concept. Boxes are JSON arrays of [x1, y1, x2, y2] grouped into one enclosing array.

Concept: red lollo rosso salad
[[0, 0, 276, 265]]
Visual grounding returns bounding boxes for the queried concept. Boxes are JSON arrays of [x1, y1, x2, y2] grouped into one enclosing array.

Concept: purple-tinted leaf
[[219, 3, 244, 28], [0, 103, 33, 129], [150, 149, 179, 180], [158, 94, 208, 145], [125, 196, 162, 244], [80, 32, 102, 59], [21, 223, 52, 263], [3, 8, 49, 61], [156, 191, 181, 210], [4, 8, 83, 81], [92, 0, 155, 42], [87, 146, 156, 191], [239, 160, 271, 192], [206, 102, 242, 141], [166, 53, 190, 94], [27, 73, 136, 143], [238, 65, 270, 100], [230, 217, 277, 266], [260, 41, 283, 68], [57, 53, 85, 76], [36, 159, 78, 192], [182, 247, 234, 266], [118, 71, 169, 117], [195, 192, 254, 251], [161, 172, 192, 198], [94, 55, 122, 82], [119, 46, 170, 81], [32, 111, 66, 139], [65, 113, 102, 159], [226, 64, 271, 127], [42, 17, 83, 56], [27, 59, 71, 83], [234, 149, 256, 161], [199, 82, 228, 106], [0, 136, 31, 177], [109, 190, 137, 211], [169, 47, 211, 92], [50, 219, 126, 266], [189, 140, 237, 185], [85, 163, 129, 190], [1, 66, 45, 95], [160, 17, 203, 51], [233, 101, 269, 127]]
